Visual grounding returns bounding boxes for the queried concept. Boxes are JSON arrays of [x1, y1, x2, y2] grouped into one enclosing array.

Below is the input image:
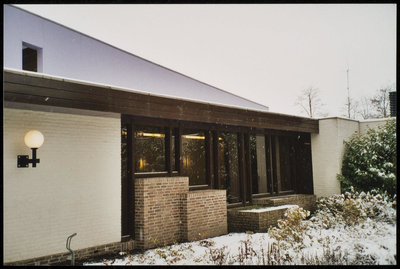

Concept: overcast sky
[[14, 4, 396, 117]]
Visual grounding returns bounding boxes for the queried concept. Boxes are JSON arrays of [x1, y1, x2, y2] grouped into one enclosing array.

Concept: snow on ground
[[84, 191, 396, 266], [84, 218, 396, 266], [240, 204, 297, 212]]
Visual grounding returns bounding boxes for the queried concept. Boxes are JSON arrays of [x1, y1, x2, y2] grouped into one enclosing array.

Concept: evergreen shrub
[[337, 119, 396, 196]]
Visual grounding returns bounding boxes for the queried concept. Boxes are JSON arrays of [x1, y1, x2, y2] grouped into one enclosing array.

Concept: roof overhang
[[3, 69, 319, 133]]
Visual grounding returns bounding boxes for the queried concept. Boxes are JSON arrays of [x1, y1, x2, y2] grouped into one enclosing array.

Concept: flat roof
[[4, 69, 319, 134]]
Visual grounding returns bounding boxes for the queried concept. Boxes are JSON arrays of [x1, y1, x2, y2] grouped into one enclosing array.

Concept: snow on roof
[[5, 5, 270, 113]]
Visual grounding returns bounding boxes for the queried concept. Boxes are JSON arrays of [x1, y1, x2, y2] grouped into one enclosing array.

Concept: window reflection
[[121, 124, 128, 180], [219, 132, 241, 204], [181, 129, 207, 186], [277, 136, 294, 192], [129, 123, 299, 197], [134, 125, 166, 173], [251, 134, 269, 194], [171, 129, 177, 172]]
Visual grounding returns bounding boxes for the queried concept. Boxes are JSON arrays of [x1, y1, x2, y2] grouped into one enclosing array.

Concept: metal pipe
[[31, 148, 39, 167], [66, 233, 77, 266]]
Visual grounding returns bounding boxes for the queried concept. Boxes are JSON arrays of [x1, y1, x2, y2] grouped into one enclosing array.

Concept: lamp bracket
[[17, 155, 30, 168], [17, 148, 40, 168]]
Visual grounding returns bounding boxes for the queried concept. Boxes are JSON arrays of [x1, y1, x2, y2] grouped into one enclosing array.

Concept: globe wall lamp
[[17, 130, 44, 168]]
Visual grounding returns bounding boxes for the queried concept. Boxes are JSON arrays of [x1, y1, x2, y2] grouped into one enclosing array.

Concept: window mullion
[[177, 127, 182, 175], [205, 130, 213, 189], [165, 126, 172, 176], [213, 130, 220, 190]]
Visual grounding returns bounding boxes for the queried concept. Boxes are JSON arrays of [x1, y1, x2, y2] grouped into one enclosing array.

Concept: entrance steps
[[227, 194, 316, 233]]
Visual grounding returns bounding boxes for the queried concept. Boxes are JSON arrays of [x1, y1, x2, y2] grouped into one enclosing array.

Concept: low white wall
[[311, 117, 392, 197], [359, 118, 392, 135], [3, 108, 121, 263]]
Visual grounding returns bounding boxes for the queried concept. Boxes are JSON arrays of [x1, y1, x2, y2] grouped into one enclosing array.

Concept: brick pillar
[[134, 177, 188, 249], [181, 189, 227, 242]]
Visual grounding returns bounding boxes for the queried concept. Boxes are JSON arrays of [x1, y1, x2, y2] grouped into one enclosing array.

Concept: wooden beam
[[4, 70, 319, 133]]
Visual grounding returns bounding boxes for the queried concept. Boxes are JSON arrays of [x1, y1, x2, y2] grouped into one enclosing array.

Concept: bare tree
[[370, 85, 394, 118], [349, 98, 360, 119], [351, 84, 395, 120], [295, 87, 327, 118], [359, 95, 374, 120]]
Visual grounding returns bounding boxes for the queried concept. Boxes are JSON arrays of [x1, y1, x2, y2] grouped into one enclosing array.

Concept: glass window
[[277, 136, 294, 192], [181, 129, 207, 186], [121, 124, 129, 179], [22, 46, 38, 72], [134, 125, 166, 173], [121, 123, 131, 238], [251, 134, 269, 194], [171, 128, 178, 172], [219, 132, 241, 204], [295, 134, 314, 194]]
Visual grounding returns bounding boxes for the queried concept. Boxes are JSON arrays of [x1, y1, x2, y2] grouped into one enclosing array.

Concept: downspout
[[66, 233, 77, 266]]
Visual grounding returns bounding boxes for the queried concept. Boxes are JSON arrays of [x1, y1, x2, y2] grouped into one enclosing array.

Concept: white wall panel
[[3, 108, 121, 263]]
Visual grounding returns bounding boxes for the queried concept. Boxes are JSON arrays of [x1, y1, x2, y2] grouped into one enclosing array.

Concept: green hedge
[[337, 119, 396, 196]]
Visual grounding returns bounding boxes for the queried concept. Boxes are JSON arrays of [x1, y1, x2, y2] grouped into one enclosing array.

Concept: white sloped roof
[[4, 5, 269, 112]]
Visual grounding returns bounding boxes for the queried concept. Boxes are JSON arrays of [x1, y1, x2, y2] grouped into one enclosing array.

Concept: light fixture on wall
[[17, 130, 44, 168]]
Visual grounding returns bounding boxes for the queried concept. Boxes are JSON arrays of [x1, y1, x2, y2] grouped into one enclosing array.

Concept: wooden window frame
[[125, 116, 213, 190], [121, 117, 135, 241], [122, 115, 310, 211], [181, 127, 210, 190]]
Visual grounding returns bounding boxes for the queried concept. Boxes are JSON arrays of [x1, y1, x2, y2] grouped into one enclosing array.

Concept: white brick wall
[[3, 108, 121, 263], [311, 118, 359, 197], [311, 117, 391, 197], [359, 118, 392, 135]]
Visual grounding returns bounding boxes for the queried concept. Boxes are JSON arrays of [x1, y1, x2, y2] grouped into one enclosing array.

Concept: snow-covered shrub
[[268, 206, 310, 250], [237, 235, 257, 265], [311, 188, 396, 228], [338, 119, 396, 196], [258, 241, 283, 265], [298, 245, 353, 265], [206, 245, 230, 265], [154, 241, 195, 265], [198, 239, 215, 247]]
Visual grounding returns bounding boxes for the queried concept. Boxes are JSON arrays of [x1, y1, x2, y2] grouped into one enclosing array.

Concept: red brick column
[[181, 189, 227, 242], [135, 178, 228, 249], [135, 177, 189, 249]]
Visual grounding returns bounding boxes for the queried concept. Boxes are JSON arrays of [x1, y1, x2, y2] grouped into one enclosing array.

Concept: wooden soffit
[[3, 70, 319, 133]]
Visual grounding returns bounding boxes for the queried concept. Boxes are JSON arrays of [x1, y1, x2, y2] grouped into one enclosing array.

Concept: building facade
[[3, 5, 320, 265], [311, 117, 394, 197]]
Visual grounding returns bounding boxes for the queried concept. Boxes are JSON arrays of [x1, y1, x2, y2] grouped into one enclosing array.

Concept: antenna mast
[[347, 63, 351, 118]]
